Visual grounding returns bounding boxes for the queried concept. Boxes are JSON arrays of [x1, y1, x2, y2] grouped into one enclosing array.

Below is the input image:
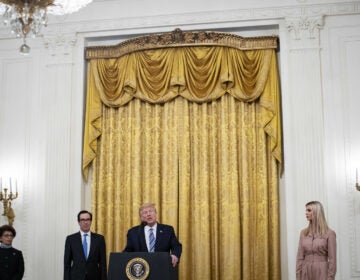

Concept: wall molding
[[0, 2, 358, 39], [0, 2, 358, 55], [285, 15, 324, 40]]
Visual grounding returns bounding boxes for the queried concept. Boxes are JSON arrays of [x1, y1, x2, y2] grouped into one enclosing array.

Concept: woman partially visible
[[296, 201, 336, 280], [0, 225, 24, 280]]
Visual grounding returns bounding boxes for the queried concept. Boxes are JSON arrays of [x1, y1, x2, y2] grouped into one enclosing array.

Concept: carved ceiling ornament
[[85, 28, 278, 59]]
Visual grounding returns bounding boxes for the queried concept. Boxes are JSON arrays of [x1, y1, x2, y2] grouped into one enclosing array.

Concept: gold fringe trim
[[86, 28, 278, 59]]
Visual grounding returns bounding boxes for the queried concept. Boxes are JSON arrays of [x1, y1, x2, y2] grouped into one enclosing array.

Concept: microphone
[[141, 221, 147, 227]]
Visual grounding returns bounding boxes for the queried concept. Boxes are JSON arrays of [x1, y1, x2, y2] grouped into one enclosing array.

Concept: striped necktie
[[149, 228, 155, 253]]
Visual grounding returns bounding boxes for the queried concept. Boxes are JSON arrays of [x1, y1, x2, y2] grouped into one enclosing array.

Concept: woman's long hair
[[303, 201, 329, 237]]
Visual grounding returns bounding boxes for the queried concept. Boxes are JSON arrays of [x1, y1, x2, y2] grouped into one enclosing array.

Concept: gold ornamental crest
[[125, 257, 150, 280]]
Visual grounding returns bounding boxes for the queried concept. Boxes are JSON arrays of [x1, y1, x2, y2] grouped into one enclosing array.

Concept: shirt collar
[[80, 230, 91, 237], [0, 243, 12, 249], [145, 223, 157, 232]]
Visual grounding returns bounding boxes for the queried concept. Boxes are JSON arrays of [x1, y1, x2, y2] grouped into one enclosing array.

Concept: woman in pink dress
[[296, 201, 336, 280]]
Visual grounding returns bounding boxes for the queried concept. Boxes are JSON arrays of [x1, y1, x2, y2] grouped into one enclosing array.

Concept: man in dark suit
[[64, 210, 107, 280], [124, 203, 182, 267]]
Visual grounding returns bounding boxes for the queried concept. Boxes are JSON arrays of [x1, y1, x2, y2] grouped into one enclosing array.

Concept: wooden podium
[[108, 252, 178, 280]]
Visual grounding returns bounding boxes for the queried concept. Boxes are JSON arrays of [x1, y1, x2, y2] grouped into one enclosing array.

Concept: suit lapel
[[155, 224, 164, 251], [88, 232, 96, 259], [76, 232, 87, 261], [139, 227, 148, 252]]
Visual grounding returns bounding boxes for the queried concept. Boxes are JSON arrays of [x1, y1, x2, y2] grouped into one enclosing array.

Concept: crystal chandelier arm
[[0, 0, 93, 54]]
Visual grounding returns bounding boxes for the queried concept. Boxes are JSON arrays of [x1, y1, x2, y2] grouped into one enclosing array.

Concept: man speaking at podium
[[124, 203, 182, 267]]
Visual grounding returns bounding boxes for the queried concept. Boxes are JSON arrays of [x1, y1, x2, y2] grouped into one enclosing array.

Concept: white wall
[[321, 14, 360, 278], [0, 1, 359, 279]]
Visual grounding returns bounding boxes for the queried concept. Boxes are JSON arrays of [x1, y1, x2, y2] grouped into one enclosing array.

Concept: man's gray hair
[[139, 203, 156, 216]]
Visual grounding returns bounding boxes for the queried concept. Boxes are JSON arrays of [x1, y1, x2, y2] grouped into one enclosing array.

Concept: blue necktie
[[149, 228, 155, 253], [83, 233, 88, 259]]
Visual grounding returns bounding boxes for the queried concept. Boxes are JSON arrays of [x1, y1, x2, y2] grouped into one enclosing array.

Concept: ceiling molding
[[0, 2, 358, 44]]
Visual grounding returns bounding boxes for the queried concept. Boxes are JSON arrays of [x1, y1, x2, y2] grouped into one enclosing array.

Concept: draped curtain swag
[[83, 29, 282, 280]]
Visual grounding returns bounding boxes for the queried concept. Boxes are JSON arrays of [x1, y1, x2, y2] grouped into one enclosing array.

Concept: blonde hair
[[139, 203, 156, 216], [303, 201, 329, 237]]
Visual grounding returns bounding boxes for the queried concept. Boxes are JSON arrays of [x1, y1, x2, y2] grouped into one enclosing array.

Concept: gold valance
[[83, 29, 281, 179], [85, 29, 278, 59], [88, 47, 276, 106]]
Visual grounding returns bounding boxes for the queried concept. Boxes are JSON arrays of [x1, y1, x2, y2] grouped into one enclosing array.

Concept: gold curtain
[[83, 30, 282, 280]]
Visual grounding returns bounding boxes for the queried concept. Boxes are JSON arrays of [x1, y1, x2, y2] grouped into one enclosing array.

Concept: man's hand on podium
[[170, 254, 179, 267]]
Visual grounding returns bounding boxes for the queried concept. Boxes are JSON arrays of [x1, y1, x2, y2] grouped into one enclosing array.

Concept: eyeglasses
[[79, 218, 92, 222], [2, 234, 14, 238]]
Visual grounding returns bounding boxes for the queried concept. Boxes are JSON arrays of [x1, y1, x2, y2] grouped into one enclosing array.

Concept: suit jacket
[[124, 223, 182, 258], [64, 232, 107, 280], [0, 247, 24, 280]]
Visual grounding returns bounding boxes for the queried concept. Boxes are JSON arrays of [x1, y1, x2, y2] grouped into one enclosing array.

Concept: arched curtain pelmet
[[83, 29, 282, 280]]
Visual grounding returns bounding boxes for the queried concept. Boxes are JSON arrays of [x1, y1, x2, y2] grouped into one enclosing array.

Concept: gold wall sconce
[[356, 169, 360, 191], [0, 178, 18, 226]]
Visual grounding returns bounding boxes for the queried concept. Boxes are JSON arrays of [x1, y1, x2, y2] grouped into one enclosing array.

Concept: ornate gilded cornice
[[85, 29, 278, 59]]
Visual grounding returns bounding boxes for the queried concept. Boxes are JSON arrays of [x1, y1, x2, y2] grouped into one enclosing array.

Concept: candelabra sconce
[[0, 178, 18, 226], [356, 169, 360, 192]]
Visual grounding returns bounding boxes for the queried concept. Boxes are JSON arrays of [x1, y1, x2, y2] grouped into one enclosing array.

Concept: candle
[[357, 168, 358, 184], [0, 177, 2, 192], [10, 178, 12, 192], [16, 179, 18, 192]]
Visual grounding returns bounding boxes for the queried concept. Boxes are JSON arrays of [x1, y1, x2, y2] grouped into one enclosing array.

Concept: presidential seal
[[125, 257, 150, 280]]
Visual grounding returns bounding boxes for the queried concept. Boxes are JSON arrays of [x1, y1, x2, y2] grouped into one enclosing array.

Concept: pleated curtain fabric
[[84, 39, 282, 280]]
